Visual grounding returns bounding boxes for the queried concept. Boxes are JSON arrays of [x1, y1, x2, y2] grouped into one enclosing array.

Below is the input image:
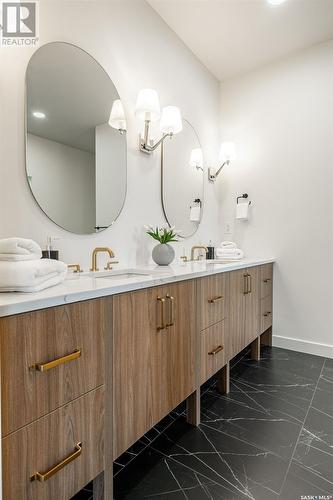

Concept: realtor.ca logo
[[0, 1, 39, 46]]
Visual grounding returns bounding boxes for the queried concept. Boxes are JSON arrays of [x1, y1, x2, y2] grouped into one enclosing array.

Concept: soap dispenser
[[206, 240, 215, 260], [42, 236, 59, 260]]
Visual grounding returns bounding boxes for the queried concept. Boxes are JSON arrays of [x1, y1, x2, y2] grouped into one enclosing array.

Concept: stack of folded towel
[[0, 238, 67, 292], [215, 241, 244, 260]]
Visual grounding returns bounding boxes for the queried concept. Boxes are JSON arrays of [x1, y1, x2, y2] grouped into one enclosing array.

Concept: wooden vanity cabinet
[[112, 279, 196, 459], [0, 298, 112, 500], [260, 263, 273, 338], [229, 266, 261, 359]]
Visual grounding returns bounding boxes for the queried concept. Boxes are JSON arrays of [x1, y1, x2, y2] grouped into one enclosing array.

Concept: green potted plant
[[145, 225, 179, 265]]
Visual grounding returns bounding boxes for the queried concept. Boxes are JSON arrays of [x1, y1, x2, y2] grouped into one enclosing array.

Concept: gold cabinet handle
[[30, 349, 81, 372], [208, 345, 224, 356], [166, 294, 175, 327], [263, 311, 272, 317], [31, 442, 82, 482], [243, 274, 249, 295], [263, 278, 271, 283], [208, 295, 224, 304], [247, 274, 252, 294], [157, 296, 166, 330]]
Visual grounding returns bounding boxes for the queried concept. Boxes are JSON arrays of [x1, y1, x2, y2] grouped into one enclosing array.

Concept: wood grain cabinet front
[[260, 264, 273, 299], [198, 273, 228, 330], [229, 266, 260, 359], [113, 280, 196, 459], [0, 298, 110, 436], [2, 387, 104, 500], [200, 321, 226, 384], [260, 294, 273, 334]]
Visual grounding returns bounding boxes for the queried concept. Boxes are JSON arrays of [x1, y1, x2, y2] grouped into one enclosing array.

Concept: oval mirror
[[25, 42, 127, 234], [162, 119, 204, 238]]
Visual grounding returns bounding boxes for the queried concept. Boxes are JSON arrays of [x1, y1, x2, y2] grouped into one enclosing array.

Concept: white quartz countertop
[[0, 258, 275, 317]]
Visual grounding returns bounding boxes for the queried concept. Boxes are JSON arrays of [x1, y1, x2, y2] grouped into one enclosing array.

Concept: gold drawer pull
[[31, 442, 82, 482], [208, 295, 224, 304], [157, 296, 166, 330], [263, 278, 271, 283], [166, 294, 175, 327], [243, 274, 249, 294], [208, 345, 224, 356], [30, 349, 81, 372], [263, 311, 272, 317]]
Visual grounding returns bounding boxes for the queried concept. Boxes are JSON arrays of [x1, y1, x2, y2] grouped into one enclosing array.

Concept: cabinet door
[[244, 266, 261, 345], [113, 281, 196, 459], [229, 269, 247, 359], [112, 285, 165, 459], [164, 280, 196, 411]]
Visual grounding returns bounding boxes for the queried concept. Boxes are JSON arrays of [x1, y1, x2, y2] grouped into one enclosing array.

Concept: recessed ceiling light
[[267, 0, 287, 4], [32, 111, 46, 119]]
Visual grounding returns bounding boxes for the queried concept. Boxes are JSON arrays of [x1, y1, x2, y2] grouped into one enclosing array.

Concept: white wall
[[27, 134, 95, 233], [0, 0, 221, 267], [219, 40, 333, 357], [95, 123, 126, 229]]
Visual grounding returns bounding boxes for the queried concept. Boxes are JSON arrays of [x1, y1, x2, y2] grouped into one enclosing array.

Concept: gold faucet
[[191, 245, 208, 261], [68, 263, 83, 273], [90, 247, 115, 272]]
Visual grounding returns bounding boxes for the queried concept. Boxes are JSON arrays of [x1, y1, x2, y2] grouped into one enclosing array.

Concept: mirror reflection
[[26, 42, 127, 234], [162, 119, 204, 238]]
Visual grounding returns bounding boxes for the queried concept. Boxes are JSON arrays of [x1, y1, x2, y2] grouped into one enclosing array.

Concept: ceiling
[[148, 0, 333, 81]]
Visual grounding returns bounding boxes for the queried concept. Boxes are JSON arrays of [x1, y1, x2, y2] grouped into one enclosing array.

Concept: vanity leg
[[251, 337, 261, 361], [186, 389, 201, 426], [261, 327, 272, 347], [93, 472, 104, 500], [217, 362, 230, 394]]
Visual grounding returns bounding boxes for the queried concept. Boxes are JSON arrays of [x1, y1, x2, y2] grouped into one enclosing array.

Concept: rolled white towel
[[215, 248, 244, 260], [0, 238, 42, 261], [0, 259, 67, 292]]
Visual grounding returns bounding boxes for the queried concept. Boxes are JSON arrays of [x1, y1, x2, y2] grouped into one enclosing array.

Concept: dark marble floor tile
[[233, 348, 324, 389], [200, 389, 301, 461], [311, 359, 333, 417], [280, 461, 333, 500], [291, 407, 333, 489], [71, 489, 92, 500]]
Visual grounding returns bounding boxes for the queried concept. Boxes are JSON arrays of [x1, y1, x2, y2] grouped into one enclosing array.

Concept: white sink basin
[[93, 269, 152, 281]]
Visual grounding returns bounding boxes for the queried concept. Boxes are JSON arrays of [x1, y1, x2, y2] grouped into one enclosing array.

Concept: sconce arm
[[140, 120, 173, 153], [208, 160, 229, 182]]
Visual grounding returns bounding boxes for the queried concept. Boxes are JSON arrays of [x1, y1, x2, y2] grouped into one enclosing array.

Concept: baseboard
[[273, 335, 333, 359]]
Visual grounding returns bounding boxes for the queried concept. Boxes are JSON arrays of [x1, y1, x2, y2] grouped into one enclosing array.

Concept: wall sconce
[[208, 141, 236, 182], [109, 99, 127, 134], [189, 148, 204, 171], [135, 88, 182, 154]]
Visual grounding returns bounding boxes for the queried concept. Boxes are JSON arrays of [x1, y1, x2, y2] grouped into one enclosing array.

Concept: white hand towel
[[0, 259, 67, 292], [190, 205, 201, 222], [236, 202, 249, 220], [0, 238, 42, 261]]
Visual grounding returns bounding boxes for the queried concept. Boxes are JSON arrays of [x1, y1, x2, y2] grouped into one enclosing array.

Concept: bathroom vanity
[[0, 259, 273, 500]]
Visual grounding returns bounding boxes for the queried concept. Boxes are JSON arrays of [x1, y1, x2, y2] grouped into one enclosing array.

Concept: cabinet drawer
[[199, 274, 228, 330], [260, 264, 273, 299], [260, 295, 273, 334], [2, 386, 104, 500], [200, 321, 226, 384], [0, 298, 109, 436]]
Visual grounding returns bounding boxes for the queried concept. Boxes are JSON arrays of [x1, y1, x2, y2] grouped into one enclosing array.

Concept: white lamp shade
[[189, 148, 203, 169], [109, 99, 126, 131], [219, 141, 236, 163], [160, 106, 183, 135], [135, 88, 160, 122]]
